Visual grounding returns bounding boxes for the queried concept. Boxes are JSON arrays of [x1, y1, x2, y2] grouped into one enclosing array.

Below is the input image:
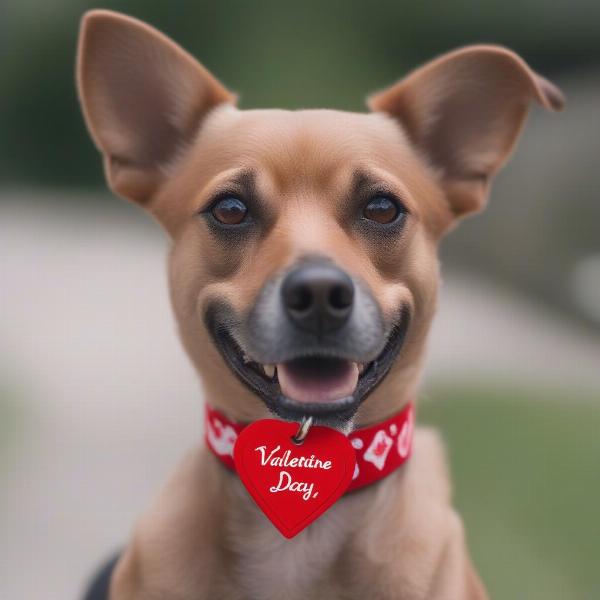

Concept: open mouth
[[278, 357, 360, 404], [207, 305, 410, 425]]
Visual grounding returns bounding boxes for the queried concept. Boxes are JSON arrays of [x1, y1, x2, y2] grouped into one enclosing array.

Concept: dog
[[77, 10, 564, 600]]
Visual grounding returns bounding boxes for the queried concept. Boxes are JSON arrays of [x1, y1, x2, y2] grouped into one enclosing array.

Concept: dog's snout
[[281, 263, 354, 334]]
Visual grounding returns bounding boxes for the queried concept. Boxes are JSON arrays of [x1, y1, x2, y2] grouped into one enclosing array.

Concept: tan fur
[[76, 10, 563, 599]]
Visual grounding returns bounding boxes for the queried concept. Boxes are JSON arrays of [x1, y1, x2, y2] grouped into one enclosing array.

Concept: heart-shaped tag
[[233, 419, 356, 538]]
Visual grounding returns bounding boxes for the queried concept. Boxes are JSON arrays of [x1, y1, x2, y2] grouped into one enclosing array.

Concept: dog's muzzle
[[206, 256, 410, 426]]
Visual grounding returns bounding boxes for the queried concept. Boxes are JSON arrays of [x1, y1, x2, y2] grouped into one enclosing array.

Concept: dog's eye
[[211, 197, 248, 225], [363, 195, 403, 224]]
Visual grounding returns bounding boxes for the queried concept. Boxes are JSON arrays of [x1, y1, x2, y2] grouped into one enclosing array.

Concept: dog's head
[[77, 11, 563, 426]]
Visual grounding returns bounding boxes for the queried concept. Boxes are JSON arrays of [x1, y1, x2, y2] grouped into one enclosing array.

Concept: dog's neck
[[209, 399, 422, 600]]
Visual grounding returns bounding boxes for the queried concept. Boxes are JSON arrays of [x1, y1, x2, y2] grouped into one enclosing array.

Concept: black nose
[[281, 263, 354, 334]]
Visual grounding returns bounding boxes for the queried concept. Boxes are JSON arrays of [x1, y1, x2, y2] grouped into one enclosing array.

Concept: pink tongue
[[277, 359, 359, 404]]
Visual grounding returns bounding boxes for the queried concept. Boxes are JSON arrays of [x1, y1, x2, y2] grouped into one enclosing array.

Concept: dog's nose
[[282, 263, 354, 334]]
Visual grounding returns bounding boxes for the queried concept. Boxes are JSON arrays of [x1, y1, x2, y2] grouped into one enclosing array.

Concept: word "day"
[[269, 471, 318, 500]]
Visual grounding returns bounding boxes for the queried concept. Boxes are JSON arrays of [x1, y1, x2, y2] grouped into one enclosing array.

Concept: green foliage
[[421, 383, 600, 600], [1, 0, 599, 187]]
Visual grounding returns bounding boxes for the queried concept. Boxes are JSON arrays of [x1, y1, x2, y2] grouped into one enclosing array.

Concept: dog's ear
[[368, 45, 564, 217], [77, 10, 236, 204]]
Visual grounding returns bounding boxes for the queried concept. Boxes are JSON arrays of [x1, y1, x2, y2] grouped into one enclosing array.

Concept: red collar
[[205, 402, 414, 493]]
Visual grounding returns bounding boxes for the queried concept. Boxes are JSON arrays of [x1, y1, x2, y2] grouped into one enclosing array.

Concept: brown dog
[[77, 10, 564, 599]]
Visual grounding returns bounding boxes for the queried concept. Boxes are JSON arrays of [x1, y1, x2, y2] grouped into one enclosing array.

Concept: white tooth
[[263, 364, 275, 379], [357, 363, 365, 374]]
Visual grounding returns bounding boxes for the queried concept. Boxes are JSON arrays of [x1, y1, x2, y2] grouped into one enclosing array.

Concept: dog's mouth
[[277, 357, 360, 404], [207, 306, 410, 426]]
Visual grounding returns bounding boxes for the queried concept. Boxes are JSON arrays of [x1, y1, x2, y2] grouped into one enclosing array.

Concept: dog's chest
[[227, 480, 358, 600]]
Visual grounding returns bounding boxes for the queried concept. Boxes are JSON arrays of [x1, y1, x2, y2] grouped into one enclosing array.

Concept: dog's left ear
[[368, 45, 564, 218], [77, 10, 236, 204]]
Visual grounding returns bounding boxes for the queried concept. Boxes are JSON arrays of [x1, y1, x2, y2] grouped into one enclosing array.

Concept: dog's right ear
[[368, 46, 564, 219], [77, 10, 236, 204]]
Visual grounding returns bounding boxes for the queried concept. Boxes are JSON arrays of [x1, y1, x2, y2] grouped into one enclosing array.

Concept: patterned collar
[[205, 401, 414, 493]]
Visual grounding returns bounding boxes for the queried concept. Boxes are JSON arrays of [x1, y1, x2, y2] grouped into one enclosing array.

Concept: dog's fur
[[77, 10, 564, 599]]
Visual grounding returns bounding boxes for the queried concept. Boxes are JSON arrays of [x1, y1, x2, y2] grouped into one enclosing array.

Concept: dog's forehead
[[193, 105, 416, 187], [203, 105, 407, 148], [158, 104, 450, 234]]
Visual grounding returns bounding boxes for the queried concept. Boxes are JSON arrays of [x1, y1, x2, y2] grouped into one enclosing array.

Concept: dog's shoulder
[[360, 424, 454, 532], [110, 445, 231, 599], [344, 426, 468, 598]]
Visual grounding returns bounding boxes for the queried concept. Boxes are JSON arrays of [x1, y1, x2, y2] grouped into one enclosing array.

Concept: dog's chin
[[206, 307, 410, 428]]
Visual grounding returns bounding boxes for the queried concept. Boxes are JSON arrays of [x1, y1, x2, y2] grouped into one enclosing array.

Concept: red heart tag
[[233, 419, 356, 538]]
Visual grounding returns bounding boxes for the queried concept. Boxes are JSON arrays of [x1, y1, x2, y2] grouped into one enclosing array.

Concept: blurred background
[[1, 1, 599, 598]]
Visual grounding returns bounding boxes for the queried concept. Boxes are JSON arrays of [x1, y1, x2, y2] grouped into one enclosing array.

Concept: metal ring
[[291, 415, 314, 445]]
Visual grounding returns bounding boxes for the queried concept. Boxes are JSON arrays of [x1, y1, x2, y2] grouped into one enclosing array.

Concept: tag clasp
[[291, 415, 313, 445]]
